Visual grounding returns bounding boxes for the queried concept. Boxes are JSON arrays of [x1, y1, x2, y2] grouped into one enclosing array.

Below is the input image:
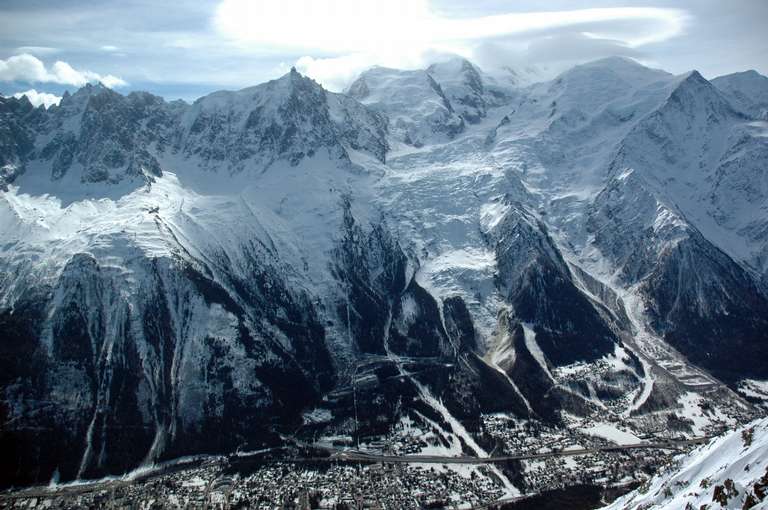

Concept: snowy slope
[[713, 69, 768, 118], [495, 64, 550, 87], [347, 66, 465, 147], [490, 57, 677, 194], [592, 69, 768, 277], [425, 57, 512, 124], [602, 418, 768, 510]]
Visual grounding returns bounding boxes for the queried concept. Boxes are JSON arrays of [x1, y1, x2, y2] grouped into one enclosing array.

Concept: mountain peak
[[427, 56, 480, 75], [193, 67, 325, 112], [273, 66, 321, 91], [711, 68, 768, 117], [346, 65, 465, 145], [178, 62, 388, 169], [496, 64, 548, 87], [546, 57, 673, 109], [565, 56, 671, 83], [77, 81, 111, 95], [62, 81, 117, 103], [9, 93, 33, 109], [681, 69, 707, 83], [725, 69, 768, 82], [712, 69, 768, 91], [427, 56, 484, 93], [286, 65, 312, 85], [668, 69, 725, 105], [574, 56, 651, 74], [584, 55, 645, 68], [53, 81, 121, 116], [741, 69, 763, 78]]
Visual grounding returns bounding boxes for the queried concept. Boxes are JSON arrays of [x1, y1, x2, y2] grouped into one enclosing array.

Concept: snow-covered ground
[[578, 423, 640, 446], [602, 418, 768, 509], [740, 380, 768, 410]]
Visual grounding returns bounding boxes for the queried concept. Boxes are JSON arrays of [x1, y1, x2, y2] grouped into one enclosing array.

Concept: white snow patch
[[677, 392, 709, 436], [302, 408, 333, 425], [522, 323, 553, 380], [480, 200, 511, 232], [580, 423, 641, 445]]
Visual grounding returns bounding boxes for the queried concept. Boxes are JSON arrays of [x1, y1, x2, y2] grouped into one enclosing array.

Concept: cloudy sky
[[1, 0, 766, 105]]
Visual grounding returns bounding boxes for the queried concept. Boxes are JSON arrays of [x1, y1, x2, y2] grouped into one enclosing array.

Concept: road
[[300, 437, 710, 465], [0, 457, 213, 501]]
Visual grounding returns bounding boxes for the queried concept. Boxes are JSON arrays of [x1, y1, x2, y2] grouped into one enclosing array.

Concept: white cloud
[[49, 60, 88, 86], [215, 0, 688, 90], [96, 75, 127, 88], [294, 52, 435, 92], [11, 89, 62, 108], [214, 2, 687, 52], [293, 56, 368, 92], [0, 54, 49, 82], [0, 53, 127, 88], [215, 0, 432, 54]]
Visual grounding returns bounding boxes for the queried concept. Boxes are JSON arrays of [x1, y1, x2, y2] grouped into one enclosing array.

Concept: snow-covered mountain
[[346, 57, 512, 147], [713, 70, 768, 118], [179, 68, 389, 171], [1, 57, 767, 490], [602, 418, 768, 510], [425, 57, 512, 124], [588, 71, 768, 383], [346, 65, 465, 147]]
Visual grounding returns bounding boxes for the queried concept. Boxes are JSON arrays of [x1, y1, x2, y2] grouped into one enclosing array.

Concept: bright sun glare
[[214, 0, 688, 54]]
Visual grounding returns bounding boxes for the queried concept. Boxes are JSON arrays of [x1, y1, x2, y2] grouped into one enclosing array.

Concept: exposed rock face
[[0, 96, 41, 188], [589, 170, 768, 383], [1, 70, 389, 189], [37, 85, 175, 184], [490, 204, 619, 365], [1, 236, 336, 485]]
